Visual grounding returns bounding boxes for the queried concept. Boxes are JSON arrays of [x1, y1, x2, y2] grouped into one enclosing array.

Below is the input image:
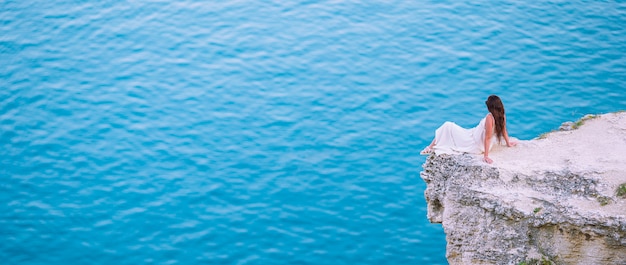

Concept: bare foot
[[420, 146, 433, 155]]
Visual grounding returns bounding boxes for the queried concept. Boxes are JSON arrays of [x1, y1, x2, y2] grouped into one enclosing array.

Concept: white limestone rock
[[420, 112, 626, 265]]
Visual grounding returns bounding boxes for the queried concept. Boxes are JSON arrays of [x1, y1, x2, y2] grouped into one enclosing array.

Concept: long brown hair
[[485, 95, 505, 142]]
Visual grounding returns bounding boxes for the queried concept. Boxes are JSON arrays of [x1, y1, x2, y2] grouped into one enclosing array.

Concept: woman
[[420, 95, 517, 164]]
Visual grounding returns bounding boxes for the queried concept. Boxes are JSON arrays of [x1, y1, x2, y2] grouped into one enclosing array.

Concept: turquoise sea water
[[2, 1, 625, 264]]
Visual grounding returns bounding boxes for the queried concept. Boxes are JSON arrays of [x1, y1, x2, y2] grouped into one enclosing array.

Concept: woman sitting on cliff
[[420, 95, 517, 164]]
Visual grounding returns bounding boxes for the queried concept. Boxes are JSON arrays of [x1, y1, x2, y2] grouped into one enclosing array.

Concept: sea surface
[[2, 1, 625, 264]]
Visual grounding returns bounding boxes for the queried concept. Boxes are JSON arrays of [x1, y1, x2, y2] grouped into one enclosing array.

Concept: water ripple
[[2, 1, 626, 264]]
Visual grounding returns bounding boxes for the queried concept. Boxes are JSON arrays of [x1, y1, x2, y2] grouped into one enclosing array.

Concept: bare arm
[[484, 114, 494, 164], [503, 115, 517, 147]]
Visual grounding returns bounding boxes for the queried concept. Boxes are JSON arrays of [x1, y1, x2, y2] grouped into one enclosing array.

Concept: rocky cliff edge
[[420, 112, 626, 265]]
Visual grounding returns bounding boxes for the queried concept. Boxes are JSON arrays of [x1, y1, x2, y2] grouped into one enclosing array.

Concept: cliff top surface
[[488, 112, 626, 217]]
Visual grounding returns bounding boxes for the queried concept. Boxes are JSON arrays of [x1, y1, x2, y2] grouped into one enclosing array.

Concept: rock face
[[420, 112, 626, 265]]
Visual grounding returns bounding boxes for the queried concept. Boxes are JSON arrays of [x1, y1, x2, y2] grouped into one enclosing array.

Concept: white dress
[[433, 114, 496, 155]]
